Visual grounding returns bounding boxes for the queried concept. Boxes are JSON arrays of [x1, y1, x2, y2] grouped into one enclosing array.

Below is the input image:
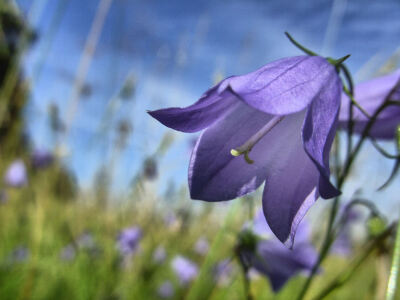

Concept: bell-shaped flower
[[157, 281, 174, 298], [339, 69, 400, 139], [149, 56, 342, 246], [4, 160, 27, 187], [194, 236, 209, 255], [238, 212, 318, 292], [331, 205, 361, 256], [116, 226, 142, 257], [153, 245, 167, 264], [31, 148, 54, 169], [171, 255, 198, 285]]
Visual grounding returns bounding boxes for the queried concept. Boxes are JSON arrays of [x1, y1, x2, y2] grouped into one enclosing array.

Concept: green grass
[[0, 174, 397, 300]]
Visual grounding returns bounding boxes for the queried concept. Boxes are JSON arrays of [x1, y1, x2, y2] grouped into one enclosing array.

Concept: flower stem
[[386, 216, 400, 300], [284, 32, 318, 56], [311, 224, 395, 300]]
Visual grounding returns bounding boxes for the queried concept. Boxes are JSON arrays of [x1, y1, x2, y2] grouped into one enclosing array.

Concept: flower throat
[[231, 115, 285, 164]]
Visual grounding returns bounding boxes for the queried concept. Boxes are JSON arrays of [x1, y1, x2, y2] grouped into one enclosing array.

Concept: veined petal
[[261, 119, 320, 245], [189, 101, 312, 201], [148, 82, 237, 133], [189, 100, 272, 201], [227, 56, 337, 115], [302, 73, 341, 199], [339, 70, 400, 139]]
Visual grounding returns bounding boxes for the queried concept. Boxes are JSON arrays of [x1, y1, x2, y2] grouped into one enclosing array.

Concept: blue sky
[[14, 0, 400, 215]]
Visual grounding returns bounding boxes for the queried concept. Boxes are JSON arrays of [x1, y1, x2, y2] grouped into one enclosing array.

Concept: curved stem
[[312, 224, 395, 300], [284, 32, 318, 56]]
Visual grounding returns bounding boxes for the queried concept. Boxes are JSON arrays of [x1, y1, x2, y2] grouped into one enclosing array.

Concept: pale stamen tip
[[230, 149, 241, 157]]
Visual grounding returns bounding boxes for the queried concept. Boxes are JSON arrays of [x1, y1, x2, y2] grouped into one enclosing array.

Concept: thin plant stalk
[[63, 0, 113, 140], [386, 215, 400, 300]]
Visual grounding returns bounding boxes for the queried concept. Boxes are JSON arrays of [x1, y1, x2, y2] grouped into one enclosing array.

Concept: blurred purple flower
[[60, 245, 76, 261], [153, 246, 167, 264], [239, 213, 318, 292], [149, 56, 342, 246], [4, 160, 27, 187], [213, 259, 234, 286], [0, 190, 8, 204], [117, 226, 142, 256], [158, 281, 174, 298], [339, 70, 400, 139], [163, 212, 177, 227], [332, 205, 361, 256], [171, 255, 198, 285], [194, 237, 209, 255], [31, 148, 53, 169], [77, 231, 95, 249], [9, 246, 29, 263]]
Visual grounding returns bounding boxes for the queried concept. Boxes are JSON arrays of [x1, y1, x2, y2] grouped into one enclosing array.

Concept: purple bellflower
[[331, 205, 361, 256], [213, 259, 234, 286], [339, 70, 400, 139], [4, 160, 27, 187], [238, 211, 318, 292], [60, 244, 76, 261], [153, 246, 167, 264], [149, 56, 342, 246], [158, 281, 174, 298], [171, 255, 198, 285], [31, 148, 54, 169], [194, 236, 209, 255], [117, 226, 142, 257]]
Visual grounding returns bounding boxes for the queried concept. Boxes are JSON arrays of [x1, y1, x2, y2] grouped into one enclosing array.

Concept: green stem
[[386, 216, 400, 300], [312, 224, 395, 300], [284, 32, 318, 56]]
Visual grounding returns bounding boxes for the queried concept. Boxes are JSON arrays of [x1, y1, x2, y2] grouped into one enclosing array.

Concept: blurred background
[[0, 0, 400, 299]]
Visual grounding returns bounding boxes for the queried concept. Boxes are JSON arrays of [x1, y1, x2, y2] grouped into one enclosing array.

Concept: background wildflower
[[4, 160, 27, 187]]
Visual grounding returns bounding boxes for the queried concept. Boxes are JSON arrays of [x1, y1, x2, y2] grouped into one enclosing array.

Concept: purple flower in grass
[[4, 160, 27, 187], [117, 226, 142, 257], [9, 246, 29, 263], [213, 259, 234, 286], [332, 205, 361, 256], [0, 190, 8, 204], [60, 245, 76, 261], [239, 216, 318, 292], [153, 246, 167, 263], [32, 148, 53, 169], [171, 255, 198, 285], [339, 70, 400, 139], [158, 281, 174, 298], [77, 232, 95, 249], [149, 56, 342, 246], [194, 237, 209, 255]]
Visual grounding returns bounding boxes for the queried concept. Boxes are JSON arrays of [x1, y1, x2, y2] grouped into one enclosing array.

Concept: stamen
[[231, 115, 285, 164]]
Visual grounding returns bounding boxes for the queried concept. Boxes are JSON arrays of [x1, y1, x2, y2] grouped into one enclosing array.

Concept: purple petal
[[4, 160, 27, 188], [253, 209, 312, 247], [249, 239, 318, 292], [117, 226, 142, 256], [171, 255, 198, 285], [228, 56, 337, 115], [158, 281, 174, 298], [339, 70, 400, 139], [148, 83, 238, 133], [302, 73, 342, 199], [261, 115, 320, 245], [189, 100, 272, 200]]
